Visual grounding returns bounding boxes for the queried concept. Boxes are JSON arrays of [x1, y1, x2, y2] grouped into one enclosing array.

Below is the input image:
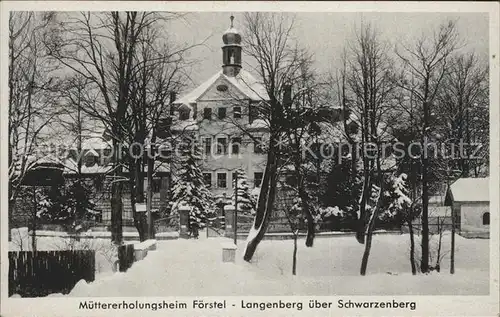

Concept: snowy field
[[44, 231, 490, 297]]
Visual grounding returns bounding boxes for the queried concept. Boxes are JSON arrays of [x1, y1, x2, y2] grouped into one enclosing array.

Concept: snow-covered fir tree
[[381, 173, 413, 222], [171, 137, 214, 235], [231, 168, 256, 215]]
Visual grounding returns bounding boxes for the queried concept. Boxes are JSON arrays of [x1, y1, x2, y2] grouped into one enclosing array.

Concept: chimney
[[169, 91, 177, 115], [283, 85, 292, 107]]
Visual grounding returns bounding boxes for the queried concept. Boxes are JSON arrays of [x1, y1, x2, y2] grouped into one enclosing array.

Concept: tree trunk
[[243, 142, 279, 262], [356, 167, 371, 244], [421, 101, 430, 273], [360, 181, 382, 276], [130, 163, 146, 242], [146, 145, 155, 240], [110, 140, 124, 245], [435, 218, 443, 272], [295, 166, 315, 247], [292, 233, 298, 275], [31, 187, 37, 253], [8, 197, 15, 242], [360, 221, 374, 275], [408, 218, 417, 275]]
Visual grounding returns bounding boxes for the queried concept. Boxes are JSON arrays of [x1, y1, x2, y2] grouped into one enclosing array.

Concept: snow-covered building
[[445, 177, 490, 238], [167, 16, 269, 198], [61, 135, 170, 226]]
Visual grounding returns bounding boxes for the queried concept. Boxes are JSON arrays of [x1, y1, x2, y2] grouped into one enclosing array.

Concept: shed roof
[[449, 177, 489, 202]]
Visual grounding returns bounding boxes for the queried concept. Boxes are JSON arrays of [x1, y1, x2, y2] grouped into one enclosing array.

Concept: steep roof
[[175, 69, 268, 104], [449, 177, 489, 202]]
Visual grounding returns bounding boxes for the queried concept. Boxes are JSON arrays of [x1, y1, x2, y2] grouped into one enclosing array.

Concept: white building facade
[[170, 16, 269, 199]]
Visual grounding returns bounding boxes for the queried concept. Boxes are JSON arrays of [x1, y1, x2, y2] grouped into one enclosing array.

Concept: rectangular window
[[203, 108, 212, 120], [152, 178, 162, 193], [203, 137, 212, 156], [216, 137, 227, 155], [231, 137, 241, 154], [218, 107, 227, 119], [254, 172, 263, 188], [217, 173, 227, 188], [254, 137, 263, 154], [249, 105, 258, 122], [203, 173, 212, 188], [233, 106, 242, 119]]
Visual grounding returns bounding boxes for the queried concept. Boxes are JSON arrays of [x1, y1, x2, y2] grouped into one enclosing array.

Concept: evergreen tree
[[171, 137, 214, 236], [65, 180, 98, 231], [36, 180, 96, 232], [231, 169, 256, 215], [320, 154, 363, 230], [380, 173, 413, 227]]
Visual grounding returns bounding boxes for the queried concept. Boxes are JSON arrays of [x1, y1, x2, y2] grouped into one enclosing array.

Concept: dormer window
[[179, 107, 190, 121], [84, 150, 99, 167], [233, 106, 242, 119], [179, 105, 191, 121]]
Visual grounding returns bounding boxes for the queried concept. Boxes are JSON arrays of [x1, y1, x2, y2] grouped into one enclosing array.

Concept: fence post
[[224, 205, 235, 239], [179, 206, 191, 238]]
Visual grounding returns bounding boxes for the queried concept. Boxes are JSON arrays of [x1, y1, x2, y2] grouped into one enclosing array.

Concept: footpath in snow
[[62, 232, 489, 297]]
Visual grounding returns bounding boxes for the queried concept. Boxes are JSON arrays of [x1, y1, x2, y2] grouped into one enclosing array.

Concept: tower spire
[[222, 14, 242, 77]]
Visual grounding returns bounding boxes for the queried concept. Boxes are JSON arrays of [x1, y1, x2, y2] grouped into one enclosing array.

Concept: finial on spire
[[230, 15, 234, 28]]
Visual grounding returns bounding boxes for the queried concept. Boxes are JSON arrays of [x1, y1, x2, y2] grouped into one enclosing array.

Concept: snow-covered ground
[[57, 231, 490, 297]]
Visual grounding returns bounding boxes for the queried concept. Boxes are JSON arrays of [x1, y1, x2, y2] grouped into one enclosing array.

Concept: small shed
[[445, 177, 490, 238]]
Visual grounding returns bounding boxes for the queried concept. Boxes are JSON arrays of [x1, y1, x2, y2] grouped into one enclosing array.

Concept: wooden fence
[[9, 250, 95, 297]]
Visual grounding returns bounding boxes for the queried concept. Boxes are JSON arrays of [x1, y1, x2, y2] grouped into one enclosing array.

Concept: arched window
[[482, 212, 490, 225]]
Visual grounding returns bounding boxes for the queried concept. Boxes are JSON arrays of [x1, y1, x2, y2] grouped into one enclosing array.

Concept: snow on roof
[[63, 158, 112, 175], [36, 154, 63, 166], [85, 149, 99, 157], [429, 195, 444, 205], [225, 69, 268, 100], [175, 69, 268, 105], [175, 72, 222, 105], [449, 178, 489, 202], [429, 206, 451, 218], [223, 27, 240, 35], [63, 158, 169, 175]]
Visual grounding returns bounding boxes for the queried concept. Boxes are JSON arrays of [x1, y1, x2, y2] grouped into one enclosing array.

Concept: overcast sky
[[166, 12, 488, 94]]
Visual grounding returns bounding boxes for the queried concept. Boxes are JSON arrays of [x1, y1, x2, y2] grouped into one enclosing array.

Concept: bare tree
[[48, 12, 169, 245], [8, 12, 62, 240], [124, 18, 192, 241], [435, 52, 489, 177], [336, 23, 396, 275], [395, 20, 460, 273], [240, 13, 321, 261]]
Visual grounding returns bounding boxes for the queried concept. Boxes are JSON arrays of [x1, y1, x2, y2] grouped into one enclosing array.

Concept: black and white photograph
[[1, 1, 499, 316]]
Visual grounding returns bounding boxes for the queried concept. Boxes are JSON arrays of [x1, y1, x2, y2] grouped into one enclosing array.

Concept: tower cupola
[[222, 15, 242, 77]]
